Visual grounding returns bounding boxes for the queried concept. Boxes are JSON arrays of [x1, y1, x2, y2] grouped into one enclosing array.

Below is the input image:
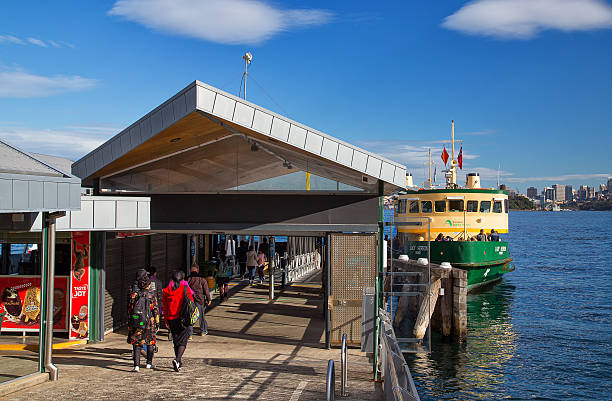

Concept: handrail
[[379, 309, 420, 401], [341, 333, 348, 397], [326, 359, 335, 401]]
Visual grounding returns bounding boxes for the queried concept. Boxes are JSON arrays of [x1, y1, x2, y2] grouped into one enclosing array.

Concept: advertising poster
[[0, 276, 69, 332], [70, 231, 90, 340]]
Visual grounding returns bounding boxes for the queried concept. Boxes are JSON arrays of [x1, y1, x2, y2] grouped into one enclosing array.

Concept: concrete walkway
[[2, 272, 380, 400]]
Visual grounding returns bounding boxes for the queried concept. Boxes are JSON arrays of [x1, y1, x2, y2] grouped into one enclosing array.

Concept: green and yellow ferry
[[394, 122, 514, 292]]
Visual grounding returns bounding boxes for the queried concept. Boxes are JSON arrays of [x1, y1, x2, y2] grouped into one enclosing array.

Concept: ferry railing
[[326, 359, 336, 401], [379, 308, 420, 401]]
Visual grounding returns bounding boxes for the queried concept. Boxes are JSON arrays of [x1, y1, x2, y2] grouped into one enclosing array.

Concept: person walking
[[237, 240, 248, 281], [246, 245, 257, 286], [147, 266, 163, 314], [127, 269, 159, 372], [187, 265, 210, 336], [256, 249, 267, 284], [163, 270, 194, 372], [217, 251, 231, 302]]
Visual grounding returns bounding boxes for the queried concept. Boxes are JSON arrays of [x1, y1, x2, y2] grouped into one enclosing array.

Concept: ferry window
[[395, 199, 406, 214], [480, 201, 491, 213], [504, 199, 509, 213], [448, 200, 464, 212], [435, 200, 446, 212], [493, 200, 503, 213], [409, 201, 419, 214], [467, 200, 478, 212], [421, 201, 432, 213]]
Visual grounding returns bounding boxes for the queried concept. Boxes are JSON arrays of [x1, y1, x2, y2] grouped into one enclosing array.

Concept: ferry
[[393, 121, 514, 291]]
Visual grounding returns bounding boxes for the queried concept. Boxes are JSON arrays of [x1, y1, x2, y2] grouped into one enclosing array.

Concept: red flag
[[441, 146, 449, 165], [458, 146, 463, 169]]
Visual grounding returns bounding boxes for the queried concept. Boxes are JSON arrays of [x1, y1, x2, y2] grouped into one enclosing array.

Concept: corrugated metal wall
[[104, 233, 185, 332]]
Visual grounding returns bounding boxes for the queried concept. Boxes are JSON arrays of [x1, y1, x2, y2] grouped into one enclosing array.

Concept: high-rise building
[[527, 187, 538, 199], [608, 177, 612, 192], [578, 185, 588, 200], [588, 186, 595, 199], [565, 185, 573, 202], [543, 187, 555, 202], [552, 184, 565, 202]]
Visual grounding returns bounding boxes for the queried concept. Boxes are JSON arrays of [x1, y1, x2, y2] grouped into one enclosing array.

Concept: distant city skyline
[[0, 1, 610, 190]]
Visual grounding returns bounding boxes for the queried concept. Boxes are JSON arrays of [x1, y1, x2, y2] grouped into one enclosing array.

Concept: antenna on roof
[[242, 52, 252, 100]]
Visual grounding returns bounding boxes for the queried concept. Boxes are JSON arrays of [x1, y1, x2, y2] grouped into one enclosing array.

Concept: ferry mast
[[444, 120, 460, 189]]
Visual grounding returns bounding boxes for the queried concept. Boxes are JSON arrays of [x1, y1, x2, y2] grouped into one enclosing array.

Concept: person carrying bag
[[162, 270, 195, 372]]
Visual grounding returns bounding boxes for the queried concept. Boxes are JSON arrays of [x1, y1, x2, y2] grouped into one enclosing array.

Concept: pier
[[2, 274, 380, 400], [387, 259, 468, 340]]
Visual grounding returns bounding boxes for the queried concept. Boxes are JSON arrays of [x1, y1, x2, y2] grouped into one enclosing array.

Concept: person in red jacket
[[162, 270, 194, 372]]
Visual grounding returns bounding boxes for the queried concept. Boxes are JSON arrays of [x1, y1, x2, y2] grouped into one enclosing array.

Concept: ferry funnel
[[466, 172, 480, 189], [406, 172, 414, 188]]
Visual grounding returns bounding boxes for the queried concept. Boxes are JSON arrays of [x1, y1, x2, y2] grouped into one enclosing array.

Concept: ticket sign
[[69, 231, 90, 340], [0, 275, 69, 332]]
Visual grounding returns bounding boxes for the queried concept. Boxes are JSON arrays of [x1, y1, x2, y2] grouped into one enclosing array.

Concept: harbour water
[[406, 211, 612, 400]]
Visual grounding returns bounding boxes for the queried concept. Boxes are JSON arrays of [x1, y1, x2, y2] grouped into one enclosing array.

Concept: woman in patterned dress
[[127, 269, 159, 372]]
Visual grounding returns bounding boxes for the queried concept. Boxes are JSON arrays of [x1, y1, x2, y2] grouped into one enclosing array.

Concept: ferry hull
[[403, 241, 514, 291]]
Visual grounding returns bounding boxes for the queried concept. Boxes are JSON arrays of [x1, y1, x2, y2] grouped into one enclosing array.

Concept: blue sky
[[0, 0, 611, 193]]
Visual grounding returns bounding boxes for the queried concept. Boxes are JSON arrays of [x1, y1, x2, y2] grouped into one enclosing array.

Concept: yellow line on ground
[[0, 339, 86, 351]]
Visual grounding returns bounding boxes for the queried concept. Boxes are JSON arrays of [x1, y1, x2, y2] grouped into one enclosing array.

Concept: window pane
[[435, 200, 446, 212], [467, 200, 478, 212], [448, 200, 464, 212], [400, 199, 407, 214], [493, 201, 502, 213], [504, 199, 509, 213], [421, 201, 432, 213], [480, 201, 491, 213], [409, 201, 419, 213], [394, 201, 400, 214]]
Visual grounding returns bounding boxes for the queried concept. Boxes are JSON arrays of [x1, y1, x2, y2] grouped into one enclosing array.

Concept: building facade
[[526, 187, 538, 199], [552, 184, 565, 202]]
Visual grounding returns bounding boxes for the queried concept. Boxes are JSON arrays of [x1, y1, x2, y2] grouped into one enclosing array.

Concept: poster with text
[[0, 276, 69, 332], [70, 231, 90, 339]]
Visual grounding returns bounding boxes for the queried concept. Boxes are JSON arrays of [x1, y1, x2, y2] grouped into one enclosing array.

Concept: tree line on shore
[[509, 196, 612, 211]]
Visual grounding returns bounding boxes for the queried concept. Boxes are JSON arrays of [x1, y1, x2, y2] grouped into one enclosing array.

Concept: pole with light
[[242, 52, 252, 100]]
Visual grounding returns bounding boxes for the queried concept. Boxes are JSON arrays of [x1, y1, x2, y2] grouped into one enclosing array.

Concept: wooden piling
[[413, 278, 441, 339]]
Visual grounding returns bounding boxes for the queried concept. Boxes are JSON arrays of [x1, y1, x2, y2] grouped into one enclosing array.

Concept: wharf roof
[[72, 80, 406, 195], [0, 140, 81, 213]]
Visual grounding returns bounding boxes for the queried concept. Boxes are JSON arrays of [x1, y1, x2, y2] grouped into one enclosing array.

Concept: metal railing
[[326, 359, 335, 401], [379, 308, 420, 401], [341, 333, 348, 397], [282, 251, 320, 284]]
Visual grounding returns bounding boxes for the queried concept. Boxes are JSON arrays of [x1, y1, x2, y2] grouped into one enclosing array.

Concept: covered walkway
[[3, 273, 379, 400]]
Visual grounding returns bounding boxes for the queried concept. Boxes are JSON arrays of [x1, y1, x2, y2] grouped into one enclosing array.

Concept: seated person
[[445, 236, 453, 242], [476, 229, 487, 241], [435, 233, 444, 241], [488, 229, 500, 242]]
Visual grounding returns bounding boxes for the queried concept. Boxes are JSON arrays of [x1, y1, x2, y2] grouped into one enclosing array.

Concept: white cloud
[[0, 69, 98, 98], [0, 126, 116, 160], [27, 37, 47, 47], [109, 0, 333, 45], [0, 35, 73, 48], [360, 140, 479, 169], [0, 35, 25, 45], [442, 0, 612, 39], [460, 129, 495, 136]]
